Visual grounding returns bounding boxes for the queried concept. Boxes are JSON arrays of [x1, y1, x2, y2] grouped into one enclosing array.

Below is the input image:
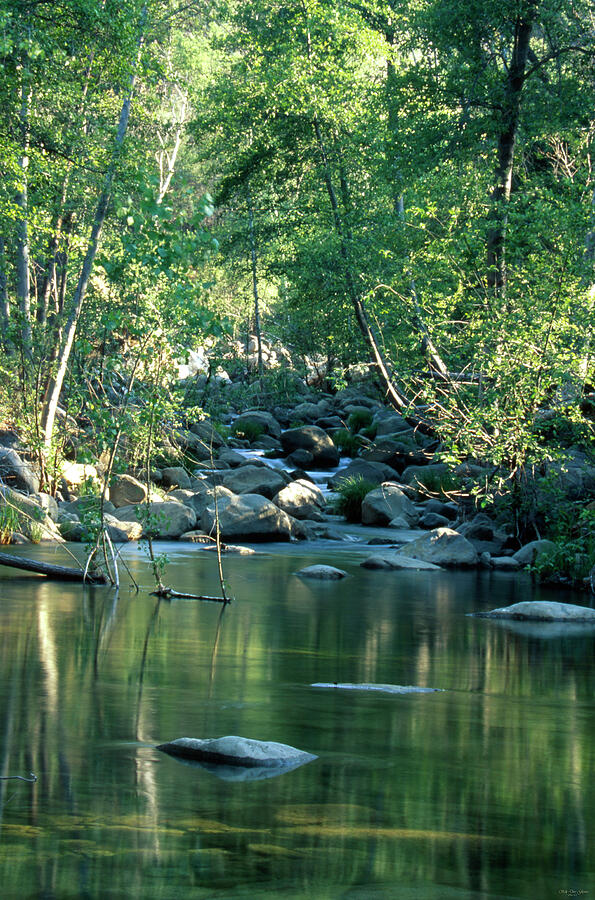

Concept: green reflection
[[0, 544, 593, 898]]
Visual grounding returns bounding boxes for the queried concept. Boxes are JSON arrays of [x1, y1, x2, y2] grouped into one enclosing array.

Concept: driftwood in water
[[0, 551, 107, 584], [151, 586, 230, 603]]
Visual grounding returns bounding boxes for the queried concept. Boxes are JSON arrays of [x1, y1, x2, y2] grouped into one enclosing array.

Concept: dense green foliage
[[334, 475, 377, 522], [0, 0, 593, 500]]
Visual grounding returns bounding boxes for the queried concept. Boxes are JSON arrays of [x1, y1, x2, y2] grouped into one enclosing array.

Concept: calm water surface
[[0, 539, 593, 899]]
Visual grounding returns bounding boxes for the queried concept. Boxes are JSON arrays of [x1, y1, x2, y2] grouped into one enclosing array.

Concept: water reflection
[[0, 547, 593, 897]]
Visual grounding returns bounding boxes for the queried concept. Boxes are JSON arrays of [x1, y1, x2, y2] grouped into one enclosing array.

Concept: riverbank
[[1, 382, 594, 591]]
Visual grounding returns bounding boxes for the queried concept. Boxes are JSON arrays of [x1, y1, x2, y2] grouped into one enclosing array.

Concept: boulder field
[[1, 388, 593, 587]]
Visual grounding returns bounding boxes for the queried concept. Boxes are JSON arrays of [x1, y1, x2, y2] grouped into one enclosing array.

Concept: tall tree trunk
[[156, 84, 187, 204], [246, 180, 264, 378], [0, 236, 10, 348], [486, 6, 540, 298], [299, 0, 413, 414], [38, 21, 102, 327], [384, 31, 449, 382], [312, 116, 412, 414], [15, 58, 32, 352], [40, 6, 147, 452]]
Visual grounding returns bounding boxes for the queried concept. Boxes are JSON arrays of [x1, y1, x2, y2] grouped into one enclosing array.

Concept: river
[[0, 538, 593, 899]]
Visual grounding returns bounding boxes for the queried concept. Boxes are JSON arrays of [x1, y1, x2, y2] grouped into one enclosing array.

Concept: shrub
[[360, 424, 377, 440], [332, 428, 362, 456], [333, 475, 376, 522], [347, 409, 373, 432], [0, 504, 20, 544], [231, 421, 264, 442], [531, 508, 595, 590], [411, 469, 460, 496]]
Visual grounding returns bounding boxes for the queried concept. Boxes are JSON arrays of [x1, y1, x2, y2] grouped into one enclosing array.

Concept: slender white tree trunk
[[41, 6, 147, 452]]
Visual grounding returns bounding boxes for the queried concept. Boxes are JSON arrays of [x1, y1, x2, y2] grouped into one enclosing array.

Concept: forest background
[[0, 0, 594, 577]]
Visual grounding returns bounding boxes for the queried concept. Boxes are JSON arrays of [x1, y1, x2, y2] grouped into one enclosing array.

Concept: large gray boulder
[[400, 463, 450, 488], [252, 435, 282, 451], [419, 512, 450, 529], [232, 411, 282, 440], [361, 483, 419, 527], [171, 428, 213, 461], [156, 735, 316, 770], [188, 418, 225, 449], [373, 413, 413, 437], [217, 448, 248, 468], [57, 512, 85, 542], [286, 448, 314, 468], [280, 426, 340, 468], [513, 539, 557, 566], [544, 450, 595, 501], [291, 400, 330, 423], [103, 514, 143, 542], [168, 484, 233, 518], [0, 447, 40, 494], [162, 467, 192, 490], [109, 474, 148, 508], [396, 527, 479, 567], [273, 479, 325, 520], [328, 459, 399, 490], [221, 464, 286, 499], [30, 492, 59, 521], [112, 500, 196, 538], [200, 492, 297, 541], [457, 513, 509, 555], [473, 601, 595, 622], [0, 485, 62, 541], [361, 435, 429, 469]]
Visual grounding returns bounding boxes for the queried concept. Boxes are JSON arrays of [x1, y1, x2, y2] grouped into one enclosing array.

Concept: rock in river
[[472, 601, 595, 622], [156, 735, 317, 769], [296, 565, 348, 579], [311, 683, 443, 694]]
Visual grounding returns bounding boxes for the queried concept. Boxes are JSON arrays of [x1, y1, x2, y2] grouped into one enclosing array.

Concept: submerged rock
[[311, 683, 443, 694], [472, 601, 595, 622], [296, 565, 348, 579], [156, 736, 317, 770]]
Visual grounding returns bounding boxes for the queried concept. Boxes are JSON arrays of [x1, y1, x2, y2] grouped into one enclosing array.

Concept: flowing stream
[[0, 535, 594, 899]]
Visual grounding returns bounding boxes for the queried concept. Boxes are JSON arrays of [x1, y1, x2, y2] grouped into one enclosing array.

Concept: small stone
[[490, 556, 521, 571], [296, 565, 348, 579]]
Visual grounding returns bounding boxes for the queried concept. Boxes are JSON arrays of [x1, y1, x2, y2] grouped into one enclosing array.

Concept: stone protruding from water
[[472, 601, 595, 622], [156, 736, 317, 769], [311, 683, 443, 694], [296, 565, 348, 579], [396, 527, 479, 567]]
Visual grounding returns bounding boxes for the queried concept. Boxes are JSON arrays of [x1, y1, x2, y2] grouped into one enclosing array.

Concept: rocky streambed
[[1, 385, 594, 588]]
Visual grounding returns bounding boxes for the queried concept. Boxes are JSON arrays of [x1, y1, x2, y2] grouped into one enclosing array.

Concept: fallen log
[[151, 586, 230, 603], [0, 551, 108, 584]]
